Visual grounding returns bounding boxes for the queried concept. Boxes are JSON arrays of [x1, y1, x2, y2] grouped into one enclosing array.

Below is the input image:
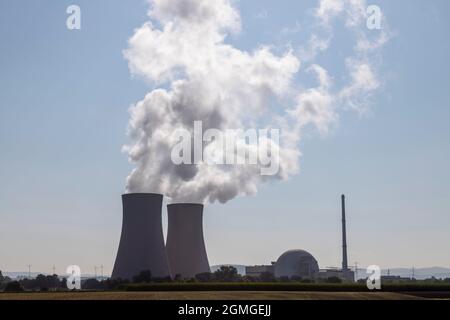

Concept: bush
[[195, 272, 214, 282], [325, 276, 343, 284], [132, 270, 152, 283], [20, 274, 63, 290], [300, 279, 313, 283], [120, 282, 450, 292], [214, 266, 240, 282], [102, 278, 126, 290], [82, 278, 103, 290], [4, 281, 24, 292]]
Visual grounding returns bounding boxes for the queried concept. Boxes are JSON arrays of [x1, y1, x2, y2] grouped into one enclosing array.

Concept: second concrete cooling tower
[[166, 203, 210, 279], [112, 193, 170, 280]]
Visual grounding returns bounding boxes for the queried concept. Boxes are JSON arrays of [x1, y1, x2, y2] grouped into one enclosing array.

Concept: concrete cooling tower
[[112, 193, 170, 280], [166, 203, 210, 279]]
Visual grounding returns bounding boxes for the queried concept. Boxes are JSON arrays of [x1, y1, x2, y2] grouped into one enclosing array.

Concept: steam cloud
[[123, 0, 388, 204]]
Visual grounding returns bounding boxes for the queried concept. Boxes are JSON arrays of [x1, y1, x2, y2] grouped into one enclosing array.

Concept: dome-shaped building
[[274, 249, 319, 279]]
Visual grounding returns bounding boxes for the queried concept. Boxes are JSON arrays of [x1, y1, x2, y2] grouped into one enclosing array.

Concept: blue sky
[[0, 0, 449, 275]]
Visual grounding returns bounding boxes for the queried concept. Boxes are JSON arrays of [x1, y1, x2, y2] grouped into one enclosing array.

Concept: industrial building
[[245, 264, 275, 278], [245, 195, 355, 282], [246, 250, 320, 280], [317, 268, 355, 282]]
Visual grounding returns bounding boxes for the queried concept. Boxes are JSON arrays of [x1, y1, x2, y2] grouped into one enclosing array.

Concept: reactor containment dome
[[274, 249, 319, 279]]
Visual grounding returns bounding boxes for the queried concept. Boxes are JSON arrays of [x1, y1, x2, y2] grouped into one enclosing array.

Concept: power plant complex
[[112, 193, 354, 282]]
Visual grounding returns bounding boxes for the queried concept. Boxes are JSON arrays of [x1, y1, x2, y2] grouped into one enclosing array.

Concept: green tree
[[214, 266, 239, 282], [34, 274, 49, 289], [195, 272, 213, 282], [99, 277, 125, 290], [4, 281, 23, 292], [60, 277, 67, 289], [83, 278, 103, 290]]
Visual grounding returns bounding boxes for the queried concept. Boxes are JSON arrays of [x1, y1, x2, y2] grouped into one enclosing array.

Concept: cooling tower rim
[[122, 192, 163, 198], [167, 203, 204, 208]]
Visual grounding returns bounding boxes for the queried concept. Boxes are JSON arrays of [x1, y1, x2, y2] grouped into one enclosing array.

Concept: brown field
[[0, 291, 432, 300]]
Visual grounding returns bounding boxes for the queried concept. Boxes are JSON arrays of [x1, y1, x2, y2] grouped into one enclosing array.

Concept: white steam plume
[[123, 0, 388, 204]]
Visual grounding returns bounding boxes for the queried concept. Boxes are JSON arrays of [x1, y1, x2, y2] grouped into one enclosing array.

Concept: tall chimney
[[112, 193, 170, 280], [341, 194, 349, 271], [166, 203, 210, 279]]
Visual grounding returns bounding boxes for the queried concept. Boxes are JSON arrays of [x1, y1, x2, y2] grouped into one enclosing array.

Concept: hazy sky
[[0, 0, 449, 276]]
